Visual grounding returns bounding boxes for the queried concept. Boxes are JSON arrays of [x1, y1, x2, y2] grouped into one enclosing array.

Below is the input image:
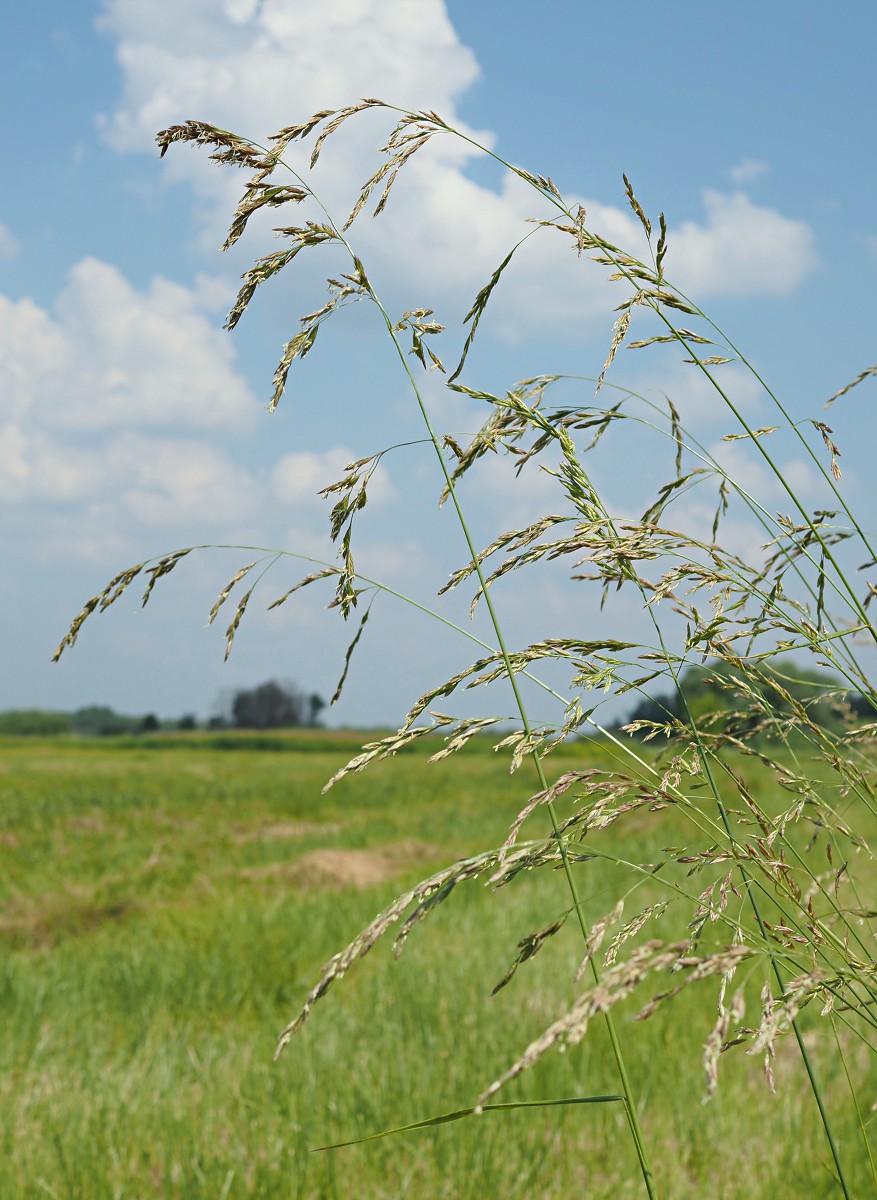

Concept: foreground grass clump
[[1, 736, 875, 1198], [50, 101, 877, 1195]]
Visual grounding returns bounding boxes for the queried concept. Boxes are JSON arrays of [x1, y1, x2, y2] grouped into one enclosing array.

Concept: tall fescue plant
[[56, 102, 877, 1197]]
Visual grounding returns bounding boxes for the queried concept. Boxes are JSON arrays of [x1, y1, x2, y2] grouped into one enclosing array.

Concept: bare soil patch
[[0, 890, 136, 950], [232, 820, 336, 844], [239, 839, 440, 889]]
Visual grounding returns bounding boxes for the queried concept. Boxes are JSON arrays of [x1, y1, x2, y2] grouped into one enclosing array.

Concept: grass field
[[1, 731, 873, 1198]]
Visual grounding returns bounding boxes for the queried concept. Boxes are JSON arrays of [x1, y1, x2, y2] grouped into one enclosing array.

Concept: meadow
[[1, 731, 873, 1199]]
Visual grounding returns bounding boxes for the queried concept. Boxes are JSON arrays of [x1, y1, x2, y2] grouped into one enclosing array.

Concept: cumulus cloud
[[0, 258, 398, 561], [0, 255, 265, 548], [97, 0, 481, 154], [617, 357, 766, 433], [0, 419, 255, 519], [669, 189, 818, 297], [271, 446, 395, 508], [94, 0, 818, 347], [729, 158, 769, 186], [0, 258, 254, 432]]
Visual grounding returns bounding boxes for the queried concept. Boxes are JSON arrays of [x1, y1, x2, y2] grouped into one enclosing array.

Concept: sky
[[3, 0, 876, 729]]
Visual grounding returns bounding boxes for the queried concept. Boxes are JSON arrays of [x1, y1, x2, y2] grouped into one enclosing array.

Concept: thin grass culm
[[55, 103, 877, 1196]]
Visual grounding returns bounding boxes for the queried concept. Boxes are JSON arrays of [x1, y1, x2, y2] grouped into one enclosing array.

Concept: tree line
[[0, 680, 325, 737], [4, 662, 872, 740], [623, 657, 873, 738]]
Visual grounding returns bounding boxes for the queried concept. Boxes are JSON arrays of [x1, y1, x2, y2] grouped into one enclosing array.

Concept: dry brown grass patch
[[239, 839, 440, 889], [0, 889, 137, 950], [232, 820, 336, 843]]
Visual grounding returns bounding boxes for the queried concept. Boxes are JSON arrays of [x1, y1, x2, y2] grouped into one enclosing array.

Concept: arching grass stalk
[[218, 117, 661, 1195], [376, 318, 858, 1194], [610, 467, 859, 1196], [66, 117, 663, 1186], [514, 392, 861, 1193], [398, 100, 877, 637], [55, 104, 877, 1197], [358, 227, 659, 1200], [453, 353, 865, 1193], [522, 374, 875, 693]]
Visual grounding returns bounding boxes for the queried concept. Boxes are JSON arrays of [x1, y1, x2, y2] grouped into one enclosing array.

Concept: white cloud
[[271, 446, 395, 507], [0, 421, 255, 517], [0, 221, 18, 259], [0, 258, 395, 557], [0, 257, 254, 432], [669, 189, 818, 297], [0, 256, 265, 538], [0, 409, 401, 562], [464, 450, 565, 532], [94, 0, 818, 350], [97, 0, 482, 154], [113, 434, 260, 524], [730, 158, 769, 186], [703, 436, 822, 514], [618, 357, 766, 433]]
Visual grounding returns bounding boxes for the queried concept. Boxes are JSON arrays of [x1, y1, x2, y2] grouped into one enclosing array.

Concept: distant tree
[[72, 705, 136, 737], [623, 657, 853, 738], [139, 713, 160, 733], [177, 714, 198, 731], [307, 692, 326, 727], [229, 680, 323, 730]]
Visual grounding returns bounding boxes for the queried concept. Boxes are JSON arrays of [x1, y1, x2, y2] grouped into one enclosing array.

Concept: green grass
[[1, 733, 874, 1198]]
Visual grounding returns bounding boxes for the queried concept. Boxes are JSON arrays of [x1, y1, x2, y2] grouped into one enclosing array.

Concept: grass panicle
[[54, 101, 877, 1198]]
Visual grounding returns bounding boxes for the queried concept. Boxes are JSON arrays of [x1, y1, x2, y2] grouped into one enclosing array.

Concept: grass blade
[[313, 1095, 625, 1151]]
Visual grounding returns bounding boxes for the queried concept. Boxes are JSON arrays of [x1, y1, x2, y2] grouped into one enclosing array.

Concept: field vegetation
[[1, 734, 875, 1198]]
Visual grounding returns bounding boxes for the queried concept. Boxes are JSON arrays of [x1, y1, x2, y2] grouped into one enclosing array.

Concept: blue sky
[[3, 0, 876, 727]]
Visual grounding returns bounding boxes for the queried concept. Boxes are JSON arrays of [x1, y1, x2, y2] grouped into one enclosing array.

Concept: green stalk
[[258, 142, 661, 1192], [206, 116, 873, 1197], [832, 1017, 877, 1191], [372, 304, 659, 1199], [666, 342, 876, 647], [367, 105, 877, 635], [652, 633, 853, 1200], [500, 381, 855, 1197]]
